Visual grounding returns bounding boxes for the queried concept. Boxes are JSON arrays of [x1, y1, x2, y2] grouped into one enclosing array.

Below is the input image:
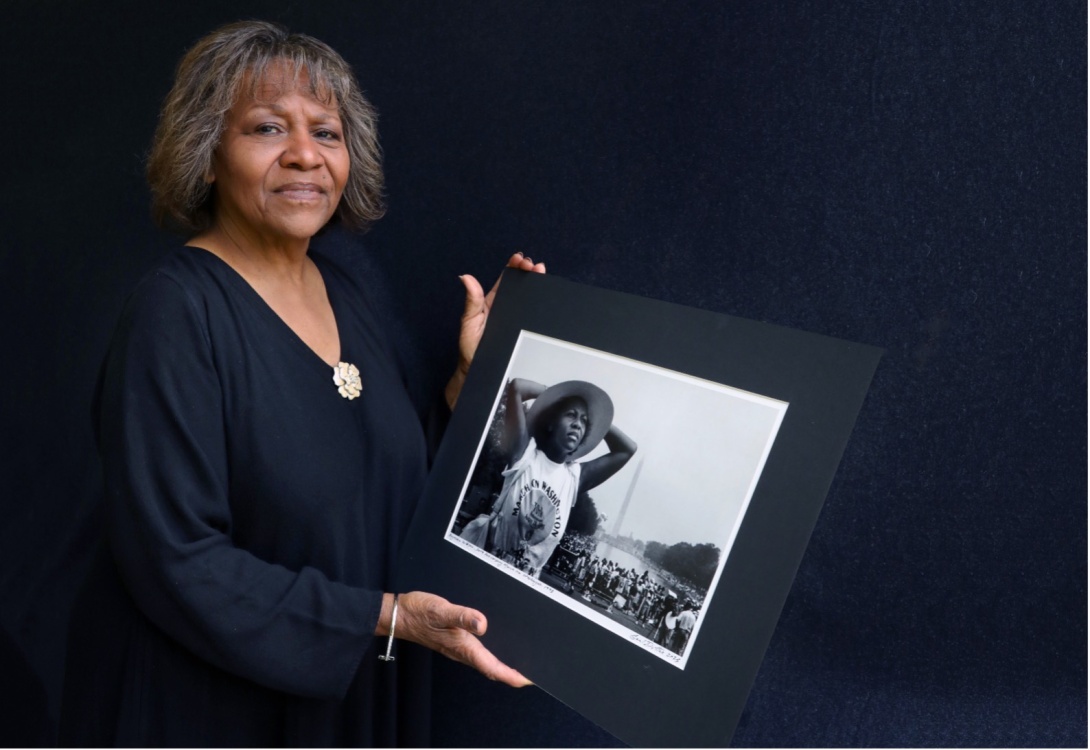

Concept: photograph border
[[441, 330, 790, 669], [396, 270, 882, 748]]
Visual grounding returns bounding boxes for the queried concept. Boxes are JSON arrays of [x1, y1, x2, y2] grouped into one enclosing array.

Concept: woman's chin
[[258, 205, 337, 243]]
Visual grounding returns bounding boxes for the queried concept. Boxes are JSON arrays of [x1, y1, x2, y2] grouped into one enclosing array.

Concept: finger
[[487, 661, 534, 688], [460, 609, 487, 636], [513, 256, 544, 273], [505, 252, 538, 271], [462, 639, 533, 688], [459, 275, 485, 315], [423, 598, 486, 636]]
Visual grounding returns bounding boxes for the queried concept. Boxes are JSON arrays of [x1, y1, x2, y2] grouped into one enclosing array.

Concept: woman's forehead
[[241, 60, 337, 107], [558, 396, 589, 412]]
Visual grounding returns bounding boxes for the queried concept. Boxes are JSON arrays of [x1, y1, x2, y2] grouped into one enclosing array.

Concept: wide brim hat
[[525, 380, 614, 461]]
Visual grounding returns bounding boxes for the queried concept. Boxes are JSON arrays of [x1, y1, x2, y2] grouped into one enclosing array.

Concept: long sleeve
[[98, 270, 380, 701]]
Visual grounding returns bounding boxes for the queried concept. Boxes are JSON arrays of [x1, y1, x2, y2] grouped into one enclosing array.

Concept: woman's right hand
[[378, 592, 532, 688], [446, 253, 546, 410]]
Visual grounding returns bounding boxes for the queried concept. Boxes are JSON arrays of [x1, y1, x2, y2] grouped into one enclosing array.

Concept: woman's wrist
[[377, 592, 400, 662], [376, 592, 397, 636], [445, 369, 467, 410]]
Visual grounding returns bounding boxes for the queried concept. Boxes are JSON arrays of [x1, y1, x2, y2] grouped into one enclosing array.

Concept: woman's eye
[[255, 124, 281, 135], [315, 128, 341, 141]]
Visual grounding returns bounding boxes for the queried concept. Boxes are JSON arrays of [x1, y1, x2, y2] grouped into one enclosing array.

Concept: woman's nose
[[281, 132, 321, 169]]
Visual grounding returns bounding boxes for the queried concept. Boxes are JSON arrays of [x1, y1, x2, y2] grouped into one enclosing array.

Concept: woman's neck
[[535, 438, 572, 465], [187, 221, 310, 287]]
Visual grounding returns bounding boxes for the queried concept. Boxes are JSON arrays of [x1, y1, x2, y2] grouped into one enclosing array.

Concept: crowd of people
[[547, 535, 702, 656], [649, 597, 698, 655]]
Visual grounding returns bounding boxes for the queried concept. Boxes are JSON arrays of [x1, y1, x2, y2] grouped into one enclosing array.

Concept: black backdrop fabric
[[1, 1, 1084, 747]]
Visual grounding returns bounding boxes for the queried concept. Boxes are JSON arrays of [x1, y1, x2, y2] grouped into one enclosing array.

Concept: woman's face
[[543, 397, 590, 459], [208, 64, 349, 245]]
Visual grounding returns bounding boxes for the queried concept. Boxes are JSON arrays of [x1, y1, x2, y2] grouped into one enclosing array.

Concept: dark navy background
[[1, 1, 1084, 746]]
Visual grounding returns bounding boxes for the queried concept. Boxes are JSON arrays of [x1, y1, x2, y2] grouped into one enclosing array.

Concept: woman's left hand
[[446, 253, 546, 409], [393, 591, 533, 688]]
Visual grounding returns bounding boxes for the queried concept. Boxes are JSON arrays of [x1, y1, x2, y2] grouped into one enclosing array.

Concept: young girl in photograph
[[461, 379, 637, 577]]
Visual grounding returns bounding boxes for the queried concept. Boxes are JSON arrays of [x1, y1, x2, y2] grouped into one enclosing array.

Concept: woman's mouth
[[275, 183, 325, 200]]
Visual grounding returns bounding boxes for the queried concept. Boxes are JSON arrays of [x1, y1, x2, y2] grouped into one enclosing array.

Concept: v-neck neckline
[[187, 246, 351, 375]]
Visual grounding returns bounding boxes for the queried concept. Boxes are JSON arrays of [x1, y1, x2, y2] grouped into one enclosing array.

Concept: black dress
[[60, 247, 432, 746]]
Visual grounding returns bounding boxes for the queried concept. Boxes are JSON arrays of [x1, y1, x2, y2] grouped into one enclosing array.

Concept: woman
[[59, 20, 542, 747], [460, 379, 637, 578]]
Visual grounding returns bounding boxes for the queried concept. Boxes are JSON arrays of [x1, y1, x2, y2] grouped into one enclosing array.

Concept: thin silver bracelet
[[378, 593, 399, 662]]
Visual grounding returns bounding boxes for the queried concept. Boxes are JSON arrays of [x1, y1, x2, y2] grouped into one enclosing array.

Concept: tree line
[[642, 540, 720, 589]]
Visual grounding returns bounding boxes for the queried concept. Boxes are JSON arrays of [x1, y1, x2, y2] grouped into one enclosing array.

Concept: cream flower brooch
[[333, 361, 362, 400]]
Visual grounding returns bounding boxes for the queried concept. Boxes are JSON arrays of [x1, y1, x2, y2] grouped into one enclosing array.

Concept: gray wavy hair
[[147, 20, 385, 233]]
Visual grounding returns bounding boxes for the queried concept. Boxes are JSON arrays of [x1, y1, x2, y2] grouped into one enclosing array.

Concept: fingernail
[[471, 618, 482, 634]]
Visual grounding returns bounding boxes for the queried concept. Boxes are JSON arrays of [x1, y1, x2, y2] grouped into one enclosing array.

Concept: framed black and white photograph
[[443, 331, 787, 669], [396, 270, 882, 747]]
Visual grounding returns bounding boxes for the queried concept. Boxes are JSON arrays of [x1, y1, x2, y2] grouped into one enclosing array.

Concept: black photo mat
[[396, 270, 882, 748]]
